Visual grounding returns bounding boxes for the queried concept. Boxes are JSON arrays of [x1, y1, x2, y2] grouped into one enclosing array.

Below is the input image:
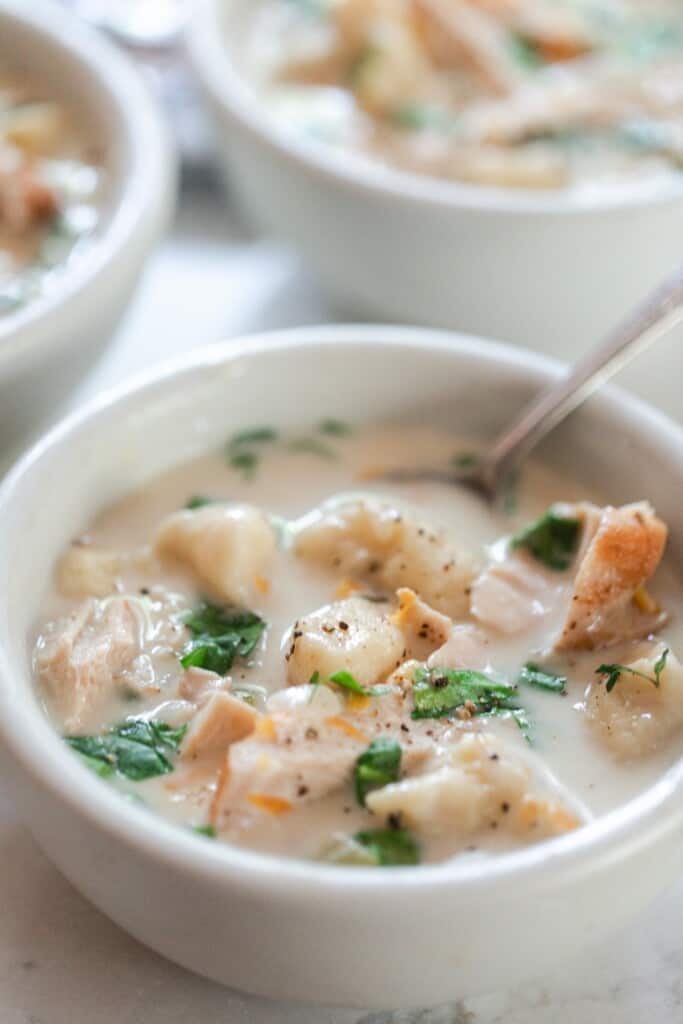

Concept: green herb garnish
[[510, 508, 581, 571], [67, 719, 187, 781], [194, 824, 217, 838], [451, 451, 478, 469], [596, 648, 669, 693], [288, 437, 337, 460], [229, 427, 278, 446], [180, 601, 266, 675], [355, 738, 401, 806], [319, 418, 350, 436], [517, 663, 567, 694], [353, 827, 420, 867], [228, 450, 258, 479], [412, 667, 519, 720], [328, 670, 389, 698], [185, 495, 216, 510]]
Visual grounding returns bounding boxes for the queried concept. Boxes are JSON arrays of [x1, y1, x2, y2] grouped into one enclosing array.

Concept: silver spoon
[[384, 263, 683, 502]]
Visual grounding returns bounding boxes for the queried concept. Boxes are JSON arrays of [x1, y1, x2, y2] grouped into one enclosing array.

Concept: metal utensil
[[384, 263, 683, 502]]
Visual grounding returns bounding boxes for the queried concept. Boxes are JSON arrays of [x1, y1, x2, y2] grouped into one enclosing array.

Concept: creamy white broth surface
[[0, 73, 103, 314], [244, 0, 683, 194], [33, 424, 683, 865]]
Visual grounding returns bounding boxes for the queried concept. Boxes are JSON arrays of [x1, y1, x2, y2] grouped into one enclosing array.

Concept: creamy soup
[[0, 74, 103, 314], [33, 423, 683, 866], [245, 0, 683, 192]]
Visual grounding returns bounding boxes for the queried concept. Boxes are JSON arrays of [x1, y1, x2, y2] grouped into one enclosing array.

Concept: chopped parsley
[[508, 31, 543, 69], [229, 427, 278, 446], [288, 437, 337, 460], [355, 738, 401, 806], [319, 418, 351, 436], [517, 663, 567, 695], [411, 667, 532, 742], [193, 824, 217, 839], [451, 451, 478, 469], [510, 508, 581, 571], [67, 719, 187, 781], [596, 648, 669, 693], [328, 670, 389, 698], [353, 827, 420, 867], [185, 495, 216, 510], [412, 667, 518, 719], [225, 427, 278, 479], [180, 601, 266, 675]]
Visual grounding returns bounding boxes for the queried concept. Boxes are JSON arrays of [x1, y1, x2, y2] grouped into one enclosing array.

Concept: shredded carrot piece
[[335, 577, 360, 600], [356, 465, 384, 482], [254, 716, 277, 742], [346, 693, 371, 713], [254, 573, 270, 596], [325, 716, 368, 742], [247, 793, 293, 815]]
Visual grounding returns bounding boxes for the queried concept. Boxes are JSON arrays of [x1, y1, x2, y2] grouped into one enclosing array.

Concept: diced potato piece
[[585, 644, 683, 759], [285, 596, 405, 687], [155, 504, 276, 607], [295, 497, 475, 617], [366, 731, 581, 839], [182, 691, 260, 760], [3, 102, 65, 156]]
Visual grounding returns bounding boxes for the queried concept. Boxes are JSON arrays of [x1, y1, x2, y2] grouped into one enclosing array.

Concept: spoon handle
[[483, 262, 683, 495]]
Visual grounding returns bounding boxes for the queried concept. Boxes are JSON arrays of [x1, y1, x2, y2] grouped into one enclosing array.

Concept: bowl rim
[[188, 0, 683, 218], [0, 0, 175, 374], [1, 323, 683, 898]]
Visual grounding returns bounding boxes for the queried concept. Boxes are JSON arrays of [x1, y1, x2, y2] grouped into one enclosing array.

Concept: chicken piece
[[428, 623, 490, 671], [470, 549, 565, 635], [471, 502, 667, 652], [285, 596, 405, 687], [35, 597, 146, 733], [391, 587, 452, 662], [366, 731, 582, 840], [177, 666, 226, 704], [181, 691, 261, 761], [56, 543, 124, 599], [294, 497, 475, 617], [556, 502, 667, 652], [585, 644, 683, 759], [155, 503, 276, 607], [415, 0, 525, 95], [211, 706, 369, 831], [211, 676, 449, 832]]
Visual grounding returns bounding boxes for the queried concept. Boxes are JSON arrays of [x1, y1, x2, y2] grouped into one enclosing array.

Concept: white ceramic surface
[[0, 325, 683, 1010], [0, 0, 176, 458], [187, 0, 683, 357]]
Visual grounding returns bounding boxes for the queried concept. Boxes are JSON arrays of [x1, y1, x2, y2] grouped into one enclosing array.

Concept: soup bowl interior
[[189, 0, 683, 357], [0, 326, 682, 1009], [0, 0, 175, 459]]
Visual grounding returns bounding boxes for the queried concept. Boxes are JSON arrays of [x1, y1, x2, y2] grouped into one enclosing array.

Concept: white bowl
[[0, 0, 176, 460], [188, 0, 683, 358], [1, 325, 683, 1009]]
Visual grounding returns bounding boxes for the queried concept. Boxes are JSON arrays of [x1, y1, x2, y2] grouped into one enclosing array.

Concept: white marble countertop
[[2, 170, 683, 1024]]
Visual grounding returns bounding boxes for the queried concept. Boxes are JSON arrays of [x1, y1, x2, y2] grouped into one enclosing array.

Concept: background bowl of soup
[[0, 324, 683, 1009], [0, 0, 176, 461], [189, 0, 683, 359]]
